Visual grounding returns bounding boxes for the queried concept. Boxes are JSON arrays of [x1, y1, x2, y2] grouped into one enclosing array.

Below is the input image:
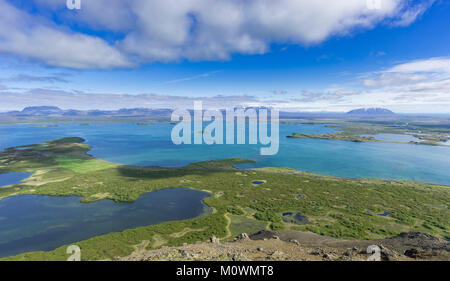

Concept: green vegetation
[[412, 134, 449, 143], [287, 133, 377, 143], [287, 121, 449, 146], [228, 214, 268, 239], [56, 157, 117, 173], [0, 137, 449, 260], [26, 124, 58, 128]]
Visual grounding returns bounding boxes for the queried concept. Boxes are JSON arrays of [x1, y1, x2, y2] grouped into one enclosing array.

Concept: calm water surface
[[0, 172, 31, 187], [0, 122, 449, 185], [0, 188, 211, 258], [0, 122, 449, 257]]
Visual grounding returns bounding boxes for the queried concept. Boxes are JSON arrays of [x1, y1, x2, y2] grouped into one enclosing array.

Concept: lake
[[0, 188, 211, 258], [1, 122, 449, 185], [0, 121, 449, 257]]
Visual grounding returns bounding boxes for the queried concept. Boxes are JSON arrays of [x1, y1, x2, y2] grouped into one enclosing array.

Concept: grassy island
[[287, 133, 377, 142], [0, 137, 448, 261]]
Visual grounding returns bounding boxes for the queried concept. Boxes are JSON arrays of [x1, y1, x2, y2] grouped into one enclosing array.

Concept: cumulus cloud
[[0, 0, 434, 68], [0, 0, 133, 69]]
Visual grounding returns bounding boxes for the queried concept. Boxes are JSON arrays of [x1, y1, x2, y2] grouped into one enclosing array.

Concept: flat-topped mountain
[[21, 106, 63, 115], [347, 108, 395, 115]]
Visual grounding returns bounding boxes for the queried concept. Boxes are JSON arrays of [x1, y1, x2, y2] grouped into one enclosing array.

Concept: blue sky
[[0, 0, 449, 112]]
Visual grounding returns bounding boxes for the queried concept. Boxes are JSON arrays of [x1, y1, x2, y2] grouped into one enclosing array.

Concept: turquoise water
[[0, 188, 211, 258], [0, 121, 448, 257], [1, 122, 449, 185], [0, 172, 31, 187]]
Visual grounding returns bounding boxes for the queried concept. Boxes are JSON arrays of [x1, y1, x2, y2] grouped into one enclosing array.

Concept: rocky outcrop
[[119, 230, 449, 261]]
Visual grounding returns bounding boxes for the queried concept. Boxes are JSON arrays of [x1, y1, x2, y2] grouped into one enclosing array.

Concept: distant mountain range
[[0, 106, 174, 120], [347, 108, 395, 115], [0, 106, 399, 122]]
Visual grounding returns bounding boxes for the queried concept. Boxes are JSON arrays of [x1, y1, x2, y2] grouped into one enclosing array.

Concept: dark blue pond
[[0, 188, 211, 258], [0, 172, 32, 187], [281, 212, 310, 225], [377, 212, 392, 216], [252, 181, 265, 185]]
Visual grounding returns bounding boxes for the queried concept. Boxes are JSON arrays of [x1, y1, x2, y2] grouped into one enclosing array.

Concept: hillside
[[120, 230, 449, 261]]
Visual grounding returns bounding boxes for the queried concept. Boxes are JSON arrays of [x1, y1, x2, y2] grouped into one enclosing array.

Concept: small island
[[287, 133, 377, 142]]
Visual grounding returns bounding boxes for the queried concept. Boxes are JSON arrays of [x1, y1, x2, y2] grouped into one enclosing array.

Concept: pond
[[281, 212, 310, 225], [252, 181, 265, 185], [0, 172, 32, 187], [0, 188, 211, 258]]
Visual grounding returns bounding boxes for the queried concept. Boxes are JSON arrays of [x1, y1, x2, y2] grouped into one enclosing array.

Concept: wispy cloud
[[2, 74, 69, 83], [389, 0, 435, 27], [292, 90, 362, 102], [362, 57, 450, 93], [161, 70, 222, 85], [271, 90, 288, 95]]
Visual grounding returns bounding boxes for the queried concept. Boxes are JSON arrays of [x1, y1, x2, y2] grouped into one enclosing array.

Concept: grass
[[287, 133, 378, 143], [0, 137, 448, 260], [56, 157, 117, 173], [227, 214, 268, 239]]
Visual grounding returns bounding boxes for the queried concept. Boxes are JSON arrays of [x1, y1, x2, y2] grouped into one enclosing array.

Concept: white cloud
[[268, 57, 450, 113], [389, 0, 434, 27], [351, 57, 450, 112], [363, 57, 450, 93], [0, 0, 434, 68], [387, 57, 450, 73], [0, 0, 133, 69]]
